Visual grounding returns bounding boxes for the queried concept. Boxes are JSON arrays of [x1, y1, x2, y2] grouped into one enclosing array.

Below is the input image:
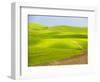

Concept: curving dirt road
[[49, 54, 88, 65]]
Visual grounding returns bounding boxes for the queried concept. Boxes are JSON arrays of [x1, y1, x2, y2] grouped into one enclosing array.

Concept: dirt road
[[49, 54, 88, 65]]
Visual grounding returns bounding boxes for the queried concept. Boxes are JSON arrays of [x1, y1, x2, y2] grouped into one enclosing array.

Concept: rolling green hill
[[28, 22, 48, 30], [28, 23, 88, 66]]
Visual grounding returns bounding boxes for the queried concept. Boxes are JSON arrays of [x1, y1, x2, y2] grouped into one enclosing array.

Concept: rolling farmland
[[28, 23, 88, 66]]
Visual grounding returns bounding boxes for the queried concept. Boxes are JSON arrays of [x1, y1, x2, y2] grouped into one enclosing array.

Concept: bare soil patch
[[49, 54, 88, 65]]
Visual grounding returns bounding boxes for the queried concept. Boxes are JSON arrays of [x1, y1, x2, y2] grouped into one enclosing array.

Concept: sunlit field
[[28, 22, 88, 66]]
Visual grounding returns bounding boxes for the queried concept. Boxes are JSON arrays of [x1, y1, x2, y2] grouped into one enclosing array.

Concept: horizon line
[[28, 22, 88, 28]]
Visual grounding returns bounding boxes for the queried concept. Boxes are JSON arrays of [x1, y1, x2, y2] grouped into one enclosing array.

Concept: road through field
[[49, 54, 88, 65], [28, 23, 88, 66]]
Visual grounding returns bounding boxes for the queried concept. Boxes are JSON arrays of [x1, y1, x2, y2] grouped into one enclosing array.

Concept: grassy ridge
[[28, 23, 88, 66]]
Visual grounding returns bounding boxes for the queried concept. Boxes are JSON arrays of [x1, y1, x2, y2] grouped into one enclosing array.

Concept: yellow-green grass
[[28, 23, 88, 66], [28, 48, 82, 66]]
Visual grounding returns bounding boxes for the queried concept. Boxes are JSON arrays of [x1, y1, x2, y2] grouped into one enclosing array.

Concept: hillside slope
[[28, 23, 88, 66]]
